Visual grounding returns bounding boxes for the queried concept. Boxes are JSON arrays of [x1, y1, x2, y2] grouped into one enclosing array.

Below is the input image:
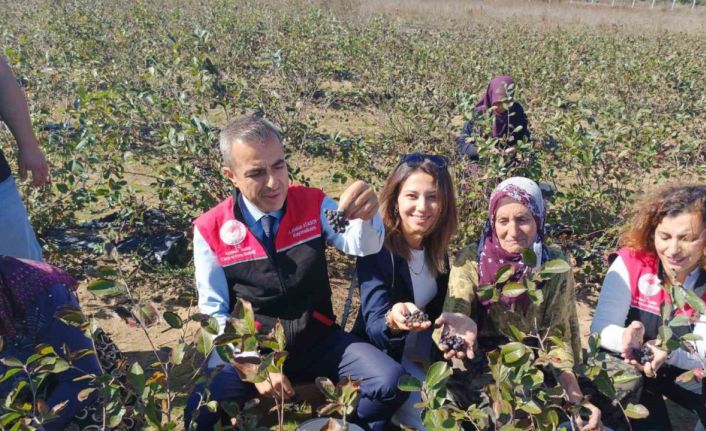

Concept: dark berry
[[325, 209, 349, 233], [629, 346, 654, 365], [403, 309, 428, 325], [440, 333, 467, 352]]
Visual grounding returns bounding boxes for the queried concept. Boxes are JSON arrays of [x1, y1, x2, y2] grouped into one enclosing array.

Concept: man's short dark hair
[[219, 114, 281, 168]]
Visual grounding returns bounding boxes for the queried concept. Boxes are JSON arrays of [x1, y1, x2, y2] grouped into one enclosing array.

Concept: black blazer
[[350, 245, 449, 362]]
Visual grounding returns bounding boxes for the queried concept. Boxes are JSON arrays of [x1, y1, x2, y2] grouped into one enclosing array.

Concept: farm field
[[1, 0, 706, 428]]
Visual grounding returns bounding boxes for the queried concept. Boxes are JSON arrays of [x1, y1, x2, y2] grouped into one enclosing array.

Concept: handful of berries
[[629, 345, 655, 365], [440, 333, 467, 352], [403, 310, 429, 326], [325, 209, 349, 233]]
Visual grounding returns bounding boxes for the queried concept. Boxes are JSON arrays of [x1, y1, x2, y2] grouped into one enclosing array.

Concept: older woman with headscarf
[[436, 177, 602, 431], [0, 256, 136, 430], [456, 75, 531, 160]]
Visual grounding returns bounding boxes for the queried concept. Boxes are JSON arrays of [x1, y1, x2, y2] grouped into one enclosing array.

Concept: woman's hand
[[620, 320, 645, 362], [434, 312, 477, 360], [628, 340, 669, 377], [388, 302, 431, 333], [573, 401, 603, 431]]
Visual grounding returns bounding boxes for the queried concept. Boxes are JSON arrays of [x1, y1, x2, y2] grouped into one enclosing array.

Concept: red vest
[[194, 186, 336, 352], [618, 247, 705, 341]]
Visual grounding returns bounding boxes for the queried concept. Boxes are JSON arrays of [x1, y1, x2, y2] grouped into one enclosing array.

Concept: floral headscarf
[[0, 256, 77, 338], [477, 177, 549, 305]]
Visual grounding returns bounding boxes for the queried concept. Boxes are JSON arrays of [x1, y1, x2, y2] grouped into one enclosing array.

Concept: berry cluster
[[440, 333, 467, 352], [325, 209, 349, 233], [629, 346, 654, 365], [403, 310, 429, 325]]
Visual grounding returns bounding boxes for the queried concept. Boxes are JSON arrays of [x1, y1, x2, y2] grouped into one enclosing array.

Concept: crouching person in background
[[185, 114, 407, 431]]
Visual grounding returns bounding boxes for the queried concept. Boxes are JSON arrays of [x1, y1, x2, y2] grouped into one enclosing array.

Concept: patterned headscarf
[[475, 75, 514, 138], [0, 256, 77, 338], [477, 177, 549, 306]]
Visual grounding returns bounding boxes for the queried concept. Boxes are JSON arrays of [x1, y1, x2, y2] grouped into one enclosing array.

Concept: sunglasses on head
[[399, 153, 449, 169]]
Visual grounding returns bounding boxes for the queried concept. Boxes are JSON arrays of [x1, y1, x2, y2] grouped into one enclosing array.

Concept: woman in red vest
[[592, 184, 706, 431]]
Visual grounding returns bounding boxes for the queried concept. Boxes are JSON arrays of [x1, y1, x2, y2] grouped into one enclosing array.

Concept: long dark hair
[[379, 159, 457, 276]]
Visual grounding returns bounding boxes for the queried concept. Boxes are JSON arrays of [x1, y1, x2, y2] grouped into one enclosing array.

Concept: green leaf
[[593, 370, 616, 399], [201, 316, 220, 335], [676, 369, 695, 383], [274, 320, 286, 351], [397, 375, 422, 392], [77, 387, 96, 401], [681, 333, 703, 342], [145, 400, 162, 427], [138, 303, 159, 327], [659, 326, 673, 344], [163, 311, 183, 329], [518, 400, 542, 415], [50, 359, 70, 373], [501, 282, 527, 298], [231, 299, 257, 335], [527, 287, 544, 305], [108, 407, 126, 428], [86, 279, 127, 297], [477, 284, 498, 303], [0, 368, 22, 383], [0, 412, 21, 426], [54, 307, 87, 326], [206, 401, 219, 412], [612, 371, 641, 386], [500, 342, 528, 365], [195, 328, 214, 355], [506, 325, 526, 342], [540, 259, 571, 274], [669, 315, 690, 327], [128, 362, 145, 396], [95, 266, 118, 277], [170, 343, 186, 366], [522, 248, 537, 268], [686, 290, 706, 314], [422, 408, 459, 431], [673, 286, 687, 309], [624, 403, 650, 419], [269, 351, 288, 371], [316, 377, 336, 399], [425, 361, 453, 389], [495, 264, 515, 284]]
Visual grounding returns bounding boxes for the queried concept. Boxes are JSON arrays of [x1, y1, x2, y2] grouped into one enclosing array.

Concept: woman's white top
[[404, 248, 438, 364], [591, 255, 706, 370], [409, 248, 437, 309]]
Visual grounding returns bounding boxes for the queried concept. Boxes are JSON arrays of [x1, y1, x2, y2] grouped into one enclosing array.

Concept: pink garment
[[0, 256, 77, 337]]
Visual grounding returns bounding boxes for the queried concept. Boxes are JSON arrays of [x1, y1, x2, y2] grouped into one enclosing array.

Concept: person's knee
[[367, 361, 406, 402]]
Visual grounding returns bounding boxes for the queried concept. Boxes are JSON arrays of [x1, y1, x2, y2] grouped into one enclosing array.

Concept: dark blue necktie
[[260, 215, 275, 255]]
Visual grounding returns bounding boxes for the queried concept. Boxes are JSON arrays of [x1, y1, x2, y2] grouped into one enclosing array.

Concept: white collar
[[241, 195, 281, 222]]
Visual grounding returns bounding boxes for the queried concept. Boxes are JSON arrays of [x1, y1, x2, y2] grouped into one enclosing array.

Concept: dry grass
[[316, 0, 706, 34]]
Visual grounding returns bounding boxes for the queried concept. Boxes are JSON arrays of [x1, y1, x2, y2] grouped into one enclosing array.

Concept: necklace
[[409, 253, 426, 276]]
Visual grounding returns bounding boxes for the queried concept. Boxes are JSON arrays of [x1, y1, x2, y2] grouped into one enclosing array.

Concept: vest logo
[[638, 273, 662, 297], [220, 219, 247, 246]]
